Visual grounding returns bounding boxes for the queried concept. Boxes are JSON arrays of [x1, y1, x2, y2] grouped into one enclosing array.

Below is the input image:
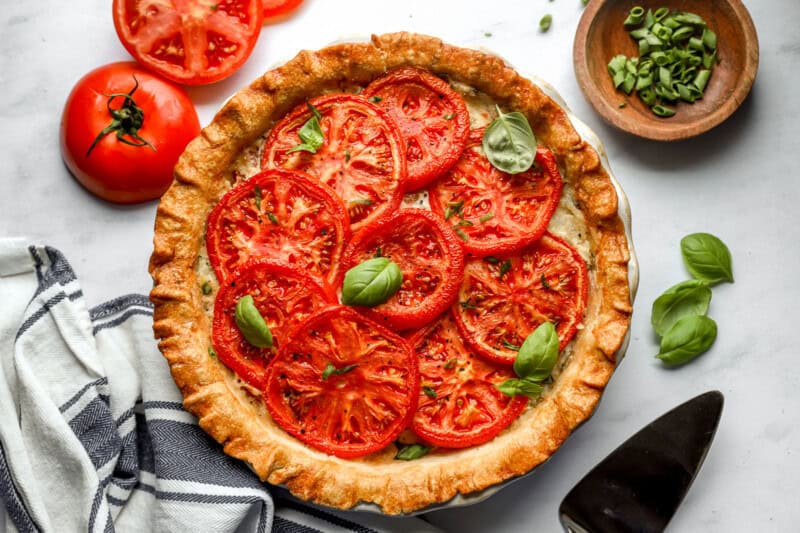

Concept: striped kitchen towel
[[0, 239, 442, 533]]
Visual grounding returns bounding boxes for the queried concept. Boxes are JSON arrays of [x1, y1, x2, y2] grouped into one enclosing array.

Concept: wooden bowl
[[573, 0, 758, 141]]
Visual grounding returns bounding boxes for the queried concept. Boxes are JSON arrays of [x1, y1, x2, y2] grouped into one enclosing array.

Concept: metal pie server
[[559, 390, 724, 533]]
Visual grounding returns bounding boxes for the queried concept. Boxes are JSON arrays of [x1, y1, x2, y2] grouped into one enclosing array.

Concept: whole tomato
[[60, 62, 200, 204]]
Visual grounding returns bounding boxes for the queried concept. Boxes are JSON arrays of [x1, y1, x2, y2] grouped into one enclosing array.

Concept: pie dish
[[149, 32, 633, 514]]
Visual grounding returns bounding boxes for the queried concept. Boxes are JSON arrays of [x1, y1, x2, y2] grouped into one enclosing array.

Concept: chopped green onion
[[624, 6, 645, 26], [652, 104, 676, 117], [539, 14, 552, 32], [693, 69, 711, 92]]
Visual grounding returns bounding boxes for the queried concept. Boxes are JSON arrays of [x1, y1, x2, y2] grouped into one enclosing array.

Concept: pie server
[[558, 390, 724, 533]]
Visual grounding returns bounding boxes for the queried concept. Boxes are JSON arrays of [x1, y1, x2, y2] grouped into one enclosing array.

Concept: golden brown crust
[[149, 32, 632, 514]]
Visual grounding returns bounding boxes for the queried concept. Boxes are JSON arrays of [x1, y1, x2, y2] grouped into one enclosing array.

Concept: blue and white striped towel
[[0, 239, 443, 533]]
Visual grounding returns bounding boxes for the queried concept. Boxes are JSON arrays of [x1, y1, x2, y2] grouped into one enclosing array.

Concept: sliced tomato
[[206, 168, 350, 286], [428, 129, 563, 257], [263, 307, 419, 458], [362, 67, 470, 191], [407, 312, 528, 448], [112, 0, 263, 85], [262, 0, 303, 20], [453, 233, 588, 365], [339, 209, 464, 331], [261, 94, 407, 231], [212, 260, 334, 390]]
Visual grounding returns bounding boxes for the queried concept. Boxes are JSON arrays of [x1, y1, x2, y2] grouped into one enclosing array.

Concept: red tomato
[[363, 67, 470, 191], [112, 0, 263, 85], [428, 129, 563, 257], [60, 62, 200, 204], [262, 94, 407, 231], [263, 307, 419, 458], [453, 233, 588, 365], [407, 312, 527, 448], [339, 209, 464, 331], [212, 260, 334, 390], [262, 0, 304, 20], [206, 168, 350, 286]]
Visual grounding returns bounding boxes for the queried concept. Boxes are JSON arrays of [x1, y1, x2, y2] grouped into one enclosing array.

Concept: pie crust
[[149, 32, 633, 514]]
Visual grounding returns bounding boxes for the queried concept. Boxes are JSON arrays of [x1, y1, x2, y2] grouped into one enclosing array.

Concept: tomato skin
[[263, 0, 304, 20], [407, 312, 527, 448], [363, 67, 470, 191], [112, 0, 263, 85], [212, 260, 335, 390], [339, 209, 465, 331], [264, 306, 419, 458], [453, 233, 589, 365], [428, 129, 563, 257], [60, 62, 200, 204], [262, 94, 407, 231]]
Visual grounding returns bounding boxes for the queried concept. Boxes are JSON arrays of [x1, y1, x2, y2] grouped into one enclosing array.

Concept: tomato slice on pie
[[407, 312, 528, 448], [112, 0, 263, 85], [339, 209, 464, 331], [362, 67, 470, 191], [263, 306, 419, 458], [261, 94, 407, 231], [206, 168, 350, 286], [453, 233, 588, 365], [212, 260, 334, 390], [428, 129, 563, 257]]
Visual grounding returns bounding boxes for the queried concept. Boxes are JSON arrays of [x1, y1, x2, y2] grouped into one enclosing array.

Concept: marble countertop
[[2, 0, 799, 531]]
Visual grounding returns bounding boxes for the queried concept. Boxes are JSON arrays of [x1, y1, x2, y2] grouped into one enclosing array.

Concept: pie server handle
[[558, 390, 724, 533]]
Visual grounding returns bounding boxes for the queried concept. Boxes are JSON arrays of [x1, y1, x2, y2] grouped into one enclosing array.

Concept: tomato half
[[206, 168, 350, 286], [428, 129, 563, 257], [212, 260, 334, 389], [362, 67, 470, 191], [262, 94, 407, 231], [60, 62, 200, 204], [264, 307, 419, 458], [453, 233, 588, 365], [112, 0, 263, 85], [407, 312, 528, 448], [262, 0, 304, 20], [339, 209, 464, 331]]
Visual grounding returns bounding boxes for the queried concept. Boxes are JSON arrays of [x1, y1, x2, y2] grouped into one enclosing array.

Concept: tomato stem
[[86, 75, 156, 157]]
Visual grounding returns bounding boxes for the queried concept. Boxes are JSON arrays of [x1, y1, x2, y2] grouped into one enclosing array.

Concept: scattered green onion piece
[[676, 83, 694, 102], [652, 104, 676, 117], [672, 26, 693, 41], [629, 27, 651, 40], [653, 7, 670, 21], [624, 6, 645, 26], [644, 9, 655, 28], [608, 54, 627, 75], [651, 51, 669, 66], [621, 73, 636, 94], [639, 87, 657, 106], [539, 14, 552, 32], [693, 69, 711, 92], [658, 66, 672, 86], [663, 16, 681, 30], [689, 36, 704, 52], [703, 50, 717, 68], [636, 73, 653, 91]]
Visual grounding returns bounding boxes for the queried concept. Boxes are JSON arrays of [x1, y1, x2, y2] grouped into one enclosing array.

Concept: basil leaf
[[496, 378, 544, 398], [657, 315, 717, 366], [651, 279, 712, 336], [513, 322, 559, 382], [341, 257, 403, 307], [482, 106, 537, 174], [234, 295, 273, 348], [395, 443, 430, 461], [322, 362, 358, 380], [287, 103, 324, 154], [681, 233, 734, 285]]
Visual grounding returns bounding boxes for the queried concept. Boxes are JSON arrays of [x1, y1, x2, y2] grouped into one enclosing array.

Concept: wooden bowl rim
[[573, 0, 759, 141]]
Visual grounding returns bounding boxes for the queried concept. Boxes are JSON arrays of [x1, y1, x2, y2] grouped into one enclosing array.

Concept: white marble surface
[[2, 0, 799, 531]]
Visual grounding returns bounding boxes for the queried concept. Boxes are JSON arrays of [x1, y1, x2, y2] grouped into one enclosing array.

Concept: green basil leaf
[[234, 295, 273, 348], [322, 362, 358, 380], [341, 257, 403, 307], [482, 106, 537, 174], [496, 378, 544, 398], [513, 322, 559, 382], [657, 315, 717, 366], [680, 233, 734, 285], [651, 279, 712, 336], [395, 443, 430, 461], [287, 103, 325, 154]]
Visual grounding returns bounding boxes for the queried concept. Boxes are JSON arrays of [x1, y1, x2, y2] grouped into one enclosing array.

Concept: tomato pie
[[149, 33, 632, 514]]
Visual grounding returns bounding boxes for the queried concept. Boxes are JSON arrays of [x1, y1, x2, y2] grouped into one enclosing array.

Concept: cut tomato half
[[407, 312, 528, 448], [264, 307, 419, 458], [339, 209, 464, 331], [453, 233, 588, 365], [206, 168, 350, 286], [212, 260, 334, 390], [428, 129, 563, 257], [261, 94, 407, 231], [262, 0, 303, 20], [363, 67, 470, 191], [112, 0, 263, 85]]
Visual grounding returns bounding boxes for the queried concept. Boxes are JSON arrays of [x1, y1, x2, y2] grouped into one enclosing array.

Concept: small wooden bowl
[[573, 0, 758, 141]]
